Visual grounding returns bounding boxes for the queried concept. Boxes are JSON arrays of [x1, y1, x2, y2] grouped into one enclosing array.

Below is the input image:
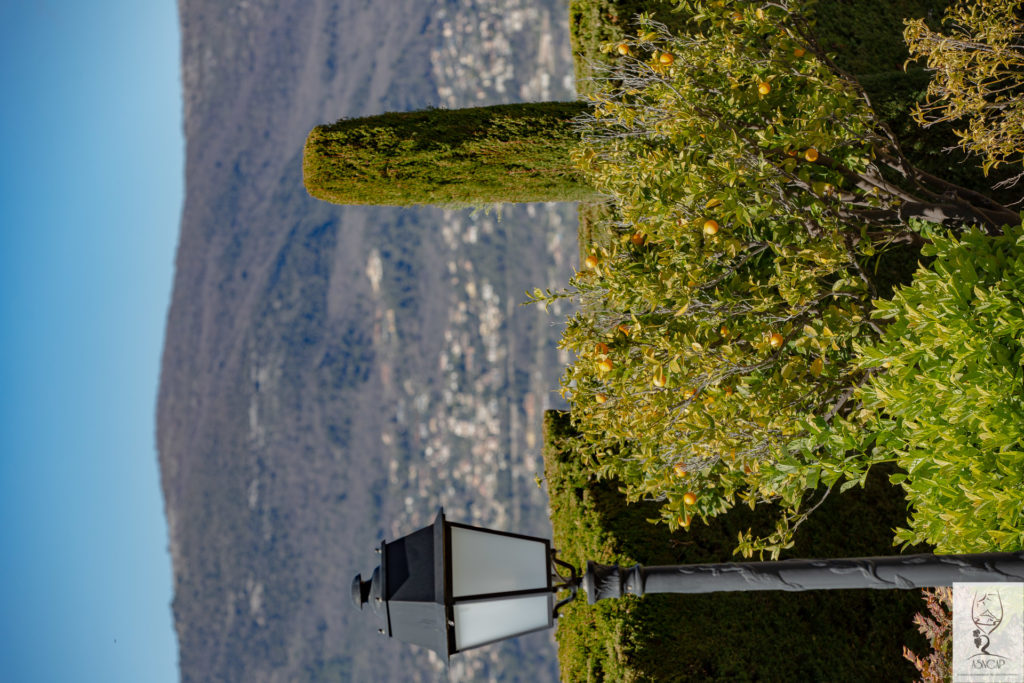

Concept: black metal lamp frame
[[352, 510, 585, 660]]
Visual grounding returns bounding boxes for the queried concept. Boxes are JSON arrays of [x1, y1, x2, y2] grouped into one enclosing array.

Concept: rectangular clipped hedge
[[543, 410, 929, 682]]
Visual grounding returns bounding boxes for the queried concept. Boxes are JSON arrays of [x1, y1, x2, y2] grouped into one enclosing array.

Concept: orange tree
[[531, 0, 1020, 557]]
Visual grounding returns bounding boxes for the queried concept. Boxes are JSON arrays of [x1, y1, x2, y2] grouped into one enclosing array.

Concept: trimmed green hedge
[[303, 101, 596, 206], [544, 410, 928, 682]]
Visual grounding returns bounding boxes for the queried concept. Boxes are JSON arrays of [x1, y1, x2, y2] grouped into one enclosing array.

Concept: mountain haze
[[159, 1, 579, 680]]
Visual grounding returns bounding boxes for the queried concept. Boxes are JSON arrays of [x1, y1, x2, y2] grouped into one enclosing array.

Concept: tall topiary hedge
[[302, 101, 596, 206]]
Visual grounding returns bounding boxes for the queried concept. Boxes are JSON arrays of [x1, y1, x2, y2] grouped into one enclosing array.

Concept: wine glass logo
[[971, 590, 1005, 657]]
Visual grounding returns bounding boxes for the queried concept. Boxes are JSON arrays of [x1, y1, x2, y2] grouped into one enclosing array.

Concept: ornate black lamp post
[[353, 508, 1024, 660]]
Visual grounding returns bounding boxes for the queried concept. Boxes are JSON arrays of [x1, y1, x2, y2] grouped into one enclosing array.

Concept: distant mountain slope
[[159, 1, 578, 681]]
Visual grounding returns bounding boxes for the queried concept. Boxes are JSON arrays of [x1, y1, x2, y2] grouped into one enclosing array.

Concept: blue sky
[[0, 1, 181, 681]]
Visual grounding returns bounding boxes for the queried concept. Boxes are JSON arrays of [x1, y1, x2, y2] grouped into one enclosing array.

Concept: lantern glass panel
[[450, 526, 548, 597], [453, 594, 551, 650]]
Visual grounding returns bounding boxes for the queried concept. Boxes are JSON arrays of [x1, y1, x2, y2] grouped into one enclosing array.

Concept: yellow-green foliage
[[569, 0, 684, 91], [905, 0, 1024, 182], [569, 0, 966, 255], [303, 101, 596, 207], [854, 224, 1024, 554]]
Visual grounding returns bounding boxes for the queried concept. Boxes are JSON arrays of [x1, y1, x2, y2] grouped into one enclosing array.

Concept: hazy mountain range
[[158, 0, 580, 680]]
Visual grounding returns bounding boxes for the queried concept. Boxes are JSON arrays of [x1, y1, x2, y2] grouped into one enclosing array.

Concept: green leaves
[[303, 101, 597, 206], [853, 224, 1024, 553], [904, 0, 1024, 182]]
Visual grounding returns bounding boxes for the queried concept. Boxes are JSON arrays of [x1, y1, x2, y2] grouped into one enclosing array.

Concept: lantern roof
[[379, 509, 450, 659]]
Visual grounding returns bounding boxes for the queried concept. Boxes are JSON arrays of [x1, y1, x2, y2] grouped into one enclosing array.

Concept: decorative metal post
[[582, 552, 1024, 602]]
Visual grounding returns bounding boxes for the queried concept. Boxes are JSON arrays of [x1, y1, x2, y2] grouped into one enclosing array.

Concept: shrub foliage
[[902, 587, 953, 683], [905, 0, 1024, 185], [533, 0, 1020, 557], [854, 225, 1024, 553]]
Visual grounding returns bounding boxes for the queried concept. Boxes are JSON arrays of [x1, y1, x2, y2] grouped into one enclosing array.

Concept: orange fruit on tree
[[769, 332, 785, 348], [617, 43, 631, 55], [804, 147, 819, 162], [757, 81, 771, 95], [595, 342, 610, 355], [702, 219, 719, 235], [584, 254, 599, 269], [793, 47, 806, 58], [658, 52, 675, 65], [596, 393, 608, 404], [720, 324, 729, 336], [598, 358, 613, 373], [683, 492, 697, 506], [674, 463, 687, 477], [731, 11, 743, 21]]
